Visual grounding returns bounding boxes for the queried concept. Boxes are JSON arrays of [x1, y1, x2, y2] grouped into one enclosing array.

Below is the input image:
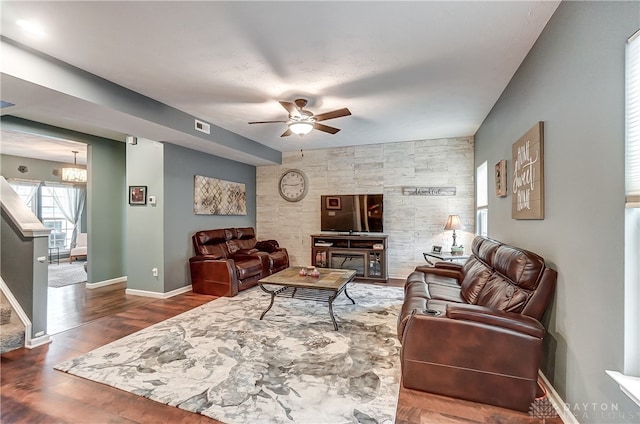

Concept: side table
[[48, 247, 60, 265], [423, 251, 470, 266]]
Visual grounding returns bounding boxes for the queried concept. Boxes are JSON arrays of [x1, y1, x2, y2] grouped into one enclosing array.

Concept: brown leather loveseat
[[189, 227, 289, 297], [398, 236, 557, 412]]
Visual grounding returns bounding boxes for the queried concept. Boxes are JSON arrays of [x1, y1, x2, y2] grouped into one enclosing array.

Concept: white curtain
[[8, 179, 39, 214], [45, 184, 86, 245]]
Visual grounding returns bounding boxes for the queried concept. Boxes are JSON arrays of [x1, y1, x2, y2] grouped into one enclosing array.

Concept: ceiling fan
[[249, 99, 351, 137]]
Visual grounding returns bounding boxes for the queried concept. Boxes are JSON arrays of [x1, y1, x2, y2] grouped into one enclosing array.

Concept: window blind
[[627, 30, 640, 208]]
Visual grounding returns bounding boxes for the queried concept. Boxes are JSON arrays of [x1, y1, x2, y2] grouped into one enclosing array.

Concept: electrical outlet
[[152, 268, 158, 277]]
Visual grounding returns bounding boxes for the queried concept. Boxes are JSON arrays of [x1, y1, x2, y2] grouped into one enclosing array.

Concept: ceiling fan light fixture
[[289, 121, 314, 136]]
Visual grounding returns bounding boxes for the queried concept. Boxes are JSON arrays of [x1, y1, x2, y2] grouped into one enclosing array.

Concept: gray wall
[[0, 209, 48, 338], [1, 154, 81, 184], [163, 143, 256, 292], [125, 138, 164, 292], [1, 117, 126, 284], [474, 2, 639, 421]]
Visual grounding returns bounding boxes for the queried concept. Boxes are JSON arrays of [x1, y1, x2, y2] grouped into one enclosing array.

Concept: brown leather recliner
[[398, 236, 557, 412], [189, 227, 289, 297]]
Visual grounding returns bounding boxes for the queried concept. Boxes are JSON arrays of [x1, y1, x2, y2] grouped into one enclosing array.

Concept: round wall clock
[[279, 169, 308, 202]]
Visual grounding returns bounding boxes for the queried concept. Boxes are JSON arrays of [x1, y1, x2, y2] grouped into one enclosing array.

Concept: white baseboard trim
[[86, 276, 127, 289], [539, 370, 579, 424], [25, 333, 52, 349], [125, 284, 193, 299]]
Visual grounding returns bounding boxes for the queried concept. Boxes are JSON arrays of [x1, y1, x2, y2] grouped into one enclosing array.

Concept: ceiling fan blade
[[313, 123, 341, 134], [279, 101, 301, 118], [314, 108, 351, 122], [280, 128, 293, 137], [248, 120, 287, 124]]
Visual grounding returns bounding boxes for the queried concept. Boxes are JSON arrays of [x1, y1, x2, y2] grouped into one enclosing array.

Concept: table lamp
[[444, 215, 465, 248]]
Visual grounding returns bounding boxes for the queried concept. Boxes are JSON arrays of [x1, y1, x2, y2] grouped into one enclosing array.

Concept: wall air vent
[[194, 119, 211, 134]]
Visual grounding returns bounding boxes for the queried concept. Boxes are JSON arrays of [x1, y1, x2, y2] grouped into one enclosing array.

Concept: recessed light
[[16, 19, 46, 37]]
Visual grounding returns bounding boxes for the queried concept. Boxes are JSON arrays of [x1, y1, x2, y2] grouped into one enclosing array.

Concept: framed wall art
[[512, 122, 545, 219], [129, 186, 147, 205], [325, 196, 342, 210], [495, 160, 507, 197], [193, 175, 247, 215]]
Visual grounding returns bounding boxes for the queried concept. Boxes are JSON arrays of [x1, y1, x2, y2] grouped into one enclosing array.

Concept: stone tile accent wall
[[256, 137, 475, 279]]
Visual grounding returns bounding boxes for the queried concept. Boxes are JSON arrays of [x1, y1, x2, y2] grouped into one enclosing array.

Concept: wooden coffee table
[[257, 267, 357, 330]]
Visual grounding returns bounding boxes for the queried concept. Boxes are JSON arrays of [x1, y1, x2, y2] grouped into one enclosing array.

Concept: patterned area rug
[[48, 262, 87, 288], [55, 283, 403, 424]]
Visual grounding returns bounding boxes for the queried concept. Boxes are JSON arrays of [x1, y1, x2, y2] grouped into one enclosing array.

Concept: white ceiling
[[0, 1, 559, 163]]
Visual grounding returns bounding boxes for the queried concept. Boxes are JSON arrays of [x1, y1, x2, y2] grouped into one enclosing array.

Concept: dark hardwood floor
[[2, 281, 560, 423]]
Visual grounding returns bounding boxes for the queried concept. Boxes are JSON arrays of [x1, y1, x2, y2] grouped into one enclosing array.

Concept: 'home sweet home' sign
[[512, 122, 544, 219]]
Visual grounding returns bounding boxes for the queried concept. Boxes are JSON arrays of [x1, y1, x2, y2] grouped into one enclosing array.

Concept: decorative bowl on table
[[450, 246, 464, 256]]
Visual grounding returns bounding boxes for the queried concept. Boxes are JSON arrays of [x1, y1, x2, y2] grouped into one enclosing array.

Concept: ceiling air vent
[[194, 119, 210, 135]]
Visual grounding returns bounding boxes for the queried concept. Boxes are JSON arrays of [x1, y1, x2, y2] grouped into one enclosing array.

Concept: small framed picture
[[432, 245, 442, 253], [129, 186, 147, 205], [495, 160, 507, 197], [325, 196, 342, 210]]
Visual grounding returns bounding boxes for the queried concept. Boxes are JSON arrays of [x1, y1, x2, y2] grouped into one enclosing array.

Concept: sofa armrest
[[189, 254, 224, 262], [233, 248, 259, 255], [434, 262, 464, 271], [414, 265, 463, 282], [188, 256, 240, 296], [445, 303, 545, 339], [400, 310, 543, 412]]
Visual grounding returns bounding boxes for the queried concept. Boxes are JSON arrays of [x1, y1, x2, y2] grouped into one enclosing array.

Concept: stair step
[[0, 320, 25, 354], [0, 290, 25, 354], [0, 291, 12, 325], [0, 306, 11, 325]]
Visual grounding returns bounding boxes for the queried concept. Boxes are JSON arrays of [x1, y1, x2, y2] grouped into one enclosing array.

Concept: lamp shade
[[61, 150, 87, 183], [289, 122, 314, 136], [61, 167, 87, 183], [443, 215, 465, 231]]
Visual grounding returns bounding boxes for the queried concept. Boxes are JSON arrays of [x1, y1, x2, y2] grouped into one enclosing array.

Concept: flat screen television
[[320, 194, 383, 233]]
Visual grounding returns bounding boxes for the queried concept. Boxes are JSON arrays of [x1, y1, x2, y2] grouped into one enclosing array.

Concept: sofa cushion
[[428, 284, 465, 303], [226, 240, 240, 254], [256, 240, 280, 253], [477, 238, 501, 265], [267, 249, 289, 270], [493, 246, 545, 291], [475, 273, 530, 313], [194, 229, 228, 258], [459, 260, 492, 304], [234, 257, 263, 280], [236, 227, 256, 240]]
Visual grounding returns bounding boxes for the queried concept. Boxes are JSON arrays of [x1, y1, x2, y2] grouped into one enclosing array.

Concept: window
[[607, 28, 640, 407], [8, 180, 38, 215], [624, 29, 640, 378], [40, 185, 77, 249], [8, 180, 85, 252], [476, 161, 488, 237]]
